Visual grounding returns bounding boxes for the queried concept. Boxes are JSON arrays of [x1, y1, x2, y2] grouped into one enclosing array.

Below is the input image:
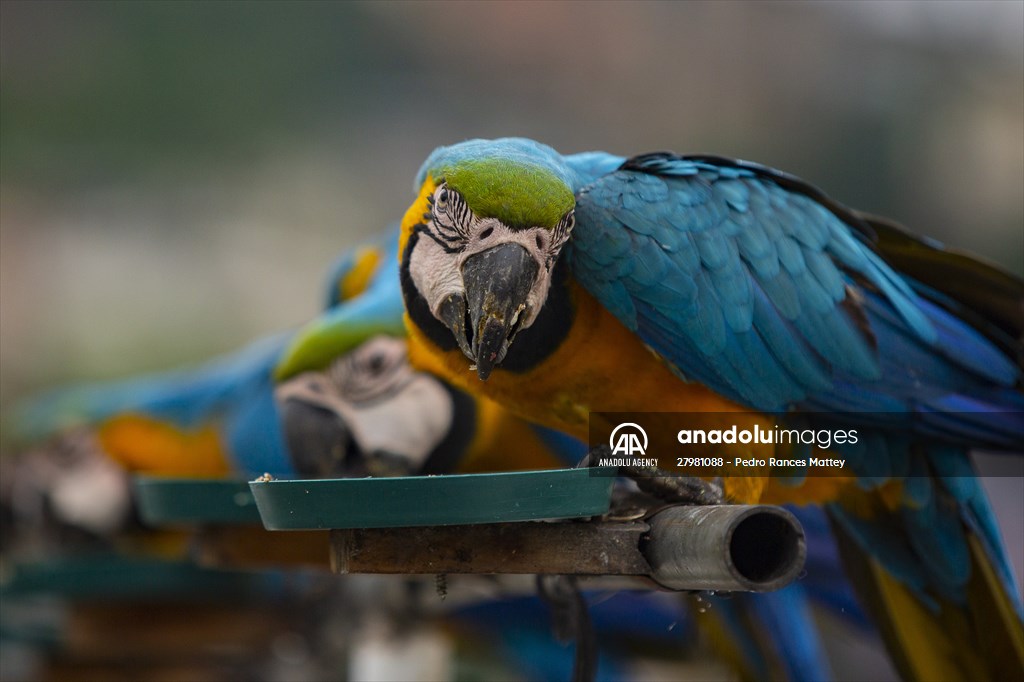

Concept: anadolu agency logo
[[610, 422, 648, 456], [601, 422, 658, 467]]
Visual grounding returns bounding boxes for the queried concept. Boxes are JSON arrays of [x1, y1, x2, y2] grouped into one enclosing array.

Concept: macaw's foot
[[622, 467, 725, 505], [537, 575, 596, 682], [573, 444, 610, 469], [576, 444, 724, 505]]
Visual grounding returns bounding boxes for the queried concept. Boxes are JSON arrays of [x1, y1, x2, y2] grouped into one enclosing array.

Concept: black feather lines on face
[[546, 210, 576, 270], [424, 183, 471, 253]]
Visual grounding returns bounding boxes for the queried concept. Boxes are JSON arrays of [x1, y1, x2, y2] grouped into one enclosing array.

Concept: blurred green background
[[2, 1, 1021, 406], [0, 2, 1021, 679]]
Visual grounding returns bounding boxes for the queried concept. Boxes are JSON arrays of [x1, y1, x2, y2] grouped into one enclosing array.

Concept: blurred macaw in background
[[393, 137, 1024, 681]]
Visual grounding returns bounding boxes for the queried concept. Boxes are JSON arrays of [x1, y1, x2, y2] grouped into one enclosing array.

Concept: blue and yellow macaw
[[394, 138, 1024, 680]]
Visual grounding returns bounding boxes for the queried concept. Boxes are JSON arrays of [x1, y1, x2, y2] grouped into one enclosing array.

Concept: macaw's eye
[[436, 186, 449, 210], [564, 211, 575, 231], [367, 354, 386, 375]]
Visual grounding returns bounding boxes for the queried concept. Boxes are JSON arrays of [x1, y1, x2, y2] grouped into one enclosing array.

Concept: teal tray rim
[[249, 466, 616, 530]]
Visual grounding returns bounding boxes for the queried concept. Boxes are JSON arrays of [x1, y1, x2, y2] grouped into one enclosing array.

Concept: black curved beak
[[438, 293, 473, 362], [280, 398, 355, 477], [460, 243, 539, 381]]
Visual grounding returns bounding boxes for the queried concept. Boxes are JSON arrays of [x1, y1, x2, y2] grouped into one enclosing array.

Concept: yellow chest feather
[[406, 284, 861, 503]]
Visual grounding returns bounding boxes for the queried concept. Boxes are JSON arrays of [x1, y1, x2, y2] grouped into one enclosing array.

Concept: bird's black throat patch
[[419, 383, 476, 475]]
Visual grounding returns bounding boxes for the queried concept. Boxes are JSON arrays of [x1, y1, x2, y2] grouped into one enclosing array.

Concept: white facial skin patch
[[332, 376, 453, 469], [275, 336, 454, 472], [409, 233, 466, 319]]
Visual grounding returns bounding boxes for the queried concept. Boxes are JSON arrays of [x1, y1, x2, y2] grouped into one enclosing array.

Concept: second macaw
[[395, 138, 1024, 680]]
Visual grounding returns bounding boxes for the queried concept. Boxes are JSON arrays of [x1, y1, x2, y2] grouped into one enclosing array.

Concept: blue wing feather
[[569, 152, 1022, 435], [11, 332, 289, 441]]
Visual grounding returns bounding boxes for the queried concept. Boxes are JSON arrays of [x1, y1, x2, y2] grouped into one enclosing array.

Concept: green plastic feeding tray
[[0, 555, 260, 600], [250, 467, 617, 530], [134, 477, 261, 526]]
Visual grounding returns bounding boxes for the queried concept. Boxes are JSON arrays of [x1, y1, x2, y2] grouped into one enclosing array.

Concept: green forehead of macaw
[[437, 158, 575, 230]]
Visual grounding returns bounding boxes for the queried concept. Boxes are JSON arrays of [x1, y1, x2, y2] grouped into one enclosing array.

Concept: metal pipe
[[643, 505, 805, 592], [327, 504, 805, 593]]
